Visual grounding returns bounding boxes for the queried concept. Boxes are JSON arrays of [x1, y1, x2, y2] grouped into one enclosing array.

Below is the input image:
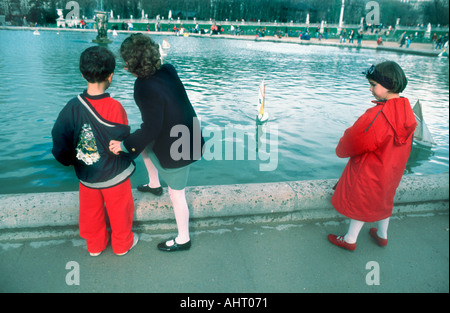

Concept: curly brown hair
[[120, 34, 161, 78]]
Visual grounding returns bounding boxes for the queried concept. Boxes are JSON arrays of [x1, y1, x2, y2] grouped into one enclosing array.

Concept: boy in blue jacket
[[52, 46, 138, 256]]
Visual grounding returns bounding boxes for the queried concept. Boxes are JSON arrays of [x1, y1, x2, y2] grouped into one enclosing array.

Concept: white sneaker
[[115, 232, 139, 256], [89, 237, 110, 256]]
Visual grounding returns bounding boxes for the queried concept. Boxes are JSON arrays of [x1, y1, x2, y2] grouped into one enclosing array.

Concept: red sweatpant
[[79, 179, 135, 254]]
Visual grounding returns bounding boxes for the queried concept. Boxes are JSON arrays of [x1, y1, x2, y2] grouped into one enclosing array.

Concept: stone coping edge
[[0, 173, 448, 231]]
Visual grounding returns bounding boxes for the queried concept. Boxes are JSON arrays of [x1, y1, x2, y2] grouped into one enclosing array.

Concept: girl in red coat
[[329, 61, 417, 251]]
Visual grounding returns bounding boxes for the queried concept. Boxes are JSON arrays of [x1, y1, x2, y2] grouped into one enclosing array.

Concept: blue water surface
[[0, 29, 448, 194]]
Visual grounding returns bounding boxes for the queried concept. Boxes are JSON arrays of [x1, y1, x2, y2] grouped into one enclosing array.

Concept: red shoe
[[328, 234, 356, 251], [369, 228, 388, 247]]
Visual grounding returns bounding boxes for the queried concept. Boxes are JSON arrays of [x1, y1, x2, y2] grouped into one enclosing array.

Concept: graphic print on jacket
[[76, 123, 101, 165], [52, 93, 135, 188]]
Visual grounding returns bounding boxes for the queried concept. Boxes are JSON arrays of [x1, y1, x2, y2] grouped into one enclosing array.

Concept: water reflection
[[0, 30, 448, 194], [405, 143, 435, 174]]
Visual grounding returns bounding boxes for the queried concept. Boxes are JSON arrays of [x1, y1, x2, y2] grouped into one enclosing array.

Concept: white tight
[[344, 217, 390, 244], [141, 151, 190, 244], [169, 187, 190, 244], [141, 150, 161, 188]]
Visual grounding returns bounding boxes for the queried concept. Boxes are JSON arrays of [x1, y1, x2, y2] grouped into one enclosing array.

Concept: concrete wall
[[0, 173, 448, 232]]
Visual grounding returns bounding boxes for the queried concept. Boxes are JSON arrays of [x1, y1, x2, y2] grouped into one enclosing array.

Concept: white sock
[[169, 187, 190, 244], [377, 217, 390, 239], [344, 219, 365, 244], [141, 150, 161, 188]]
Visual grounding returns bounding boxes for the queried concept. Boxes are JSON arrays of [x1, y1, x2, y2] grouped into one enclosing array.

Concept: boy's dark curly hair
[[120, 34, 161, 78], [79, 46, 116, 83]]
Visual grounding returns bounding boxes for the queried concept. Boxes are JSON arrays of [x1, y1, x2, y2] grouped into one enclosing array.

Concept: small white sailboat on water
[[159, 43, 167, 64], [159, 39, 170, 64], [159, 43, 167, 57], [257, 79, 269, 123], [438, 41, 448, 57], [162, 38, 171, 49], [438, 48, 448, 58], [413, 100, 435, 147]]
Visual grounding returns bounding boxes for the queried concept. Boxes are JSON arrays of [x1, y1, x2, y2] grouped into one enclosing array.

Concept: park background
[[1, 0, 449, 42]]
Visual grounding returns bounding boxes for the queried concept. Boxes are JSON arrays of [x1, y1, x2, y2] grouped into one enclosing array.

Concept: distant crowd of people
[[397, 31, 449, 49], [430, 32, 449, 50], [32, 15, 449, 51], [162, 22, 243, 36]]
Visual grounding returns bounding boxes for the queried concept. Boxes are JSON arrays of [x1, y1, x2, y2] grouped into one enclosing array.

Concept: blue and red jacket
[[52, 92, 135, 189]]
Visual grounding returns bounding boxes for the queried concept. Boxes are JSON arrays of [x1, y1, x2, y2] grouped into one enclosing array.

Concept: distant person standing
[[431, 33, 438, 49], [435, 35, 443, 50], [340, 29, 347, 43], [399, 31, 406, 47], [406, 36, 411, 48], [357, 30, 363, 46]]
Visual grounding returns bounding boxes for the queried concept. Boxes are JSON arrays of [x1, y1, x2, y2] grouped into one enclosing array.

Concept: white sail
[[257, 79, 269, 123], [438, 48, 448, 57], [162, 38, 171, 49], [159, 43, 167, 56], [159, 43, 167, 65], [413, 100, 435, 147]]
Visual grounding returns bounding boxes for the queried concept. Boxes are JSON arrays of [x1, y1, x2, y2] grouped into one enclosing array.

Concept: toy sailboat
[[438, 47, 448, 57], [257, 79, 269, 123], [413, 100, 435, 147], [162, 38, 171, 49], [159, 38, 170, 62], [159, 43, 167, 57], [159, 43, 167, 64]]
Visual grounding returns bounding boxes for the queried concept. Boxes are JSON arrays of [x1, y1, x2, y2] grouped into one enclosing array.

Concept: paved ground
[[0, 211, 448, 296]]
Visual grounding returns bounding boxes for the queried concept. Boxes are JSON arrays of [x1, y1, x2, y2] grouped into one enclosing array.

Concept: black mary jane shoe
[[157, 238, 191, 252], [137, 184, 163, 196]]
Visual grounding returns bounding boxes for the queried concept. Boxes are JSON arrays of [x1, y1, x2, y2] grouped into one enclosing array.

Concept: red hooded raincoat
[[331, 97, 417, 222]]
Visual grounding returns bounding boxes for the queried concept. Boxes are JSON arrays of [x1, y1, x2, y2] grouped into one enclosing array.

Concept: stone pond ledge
[[0, 173, 448, 240]]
